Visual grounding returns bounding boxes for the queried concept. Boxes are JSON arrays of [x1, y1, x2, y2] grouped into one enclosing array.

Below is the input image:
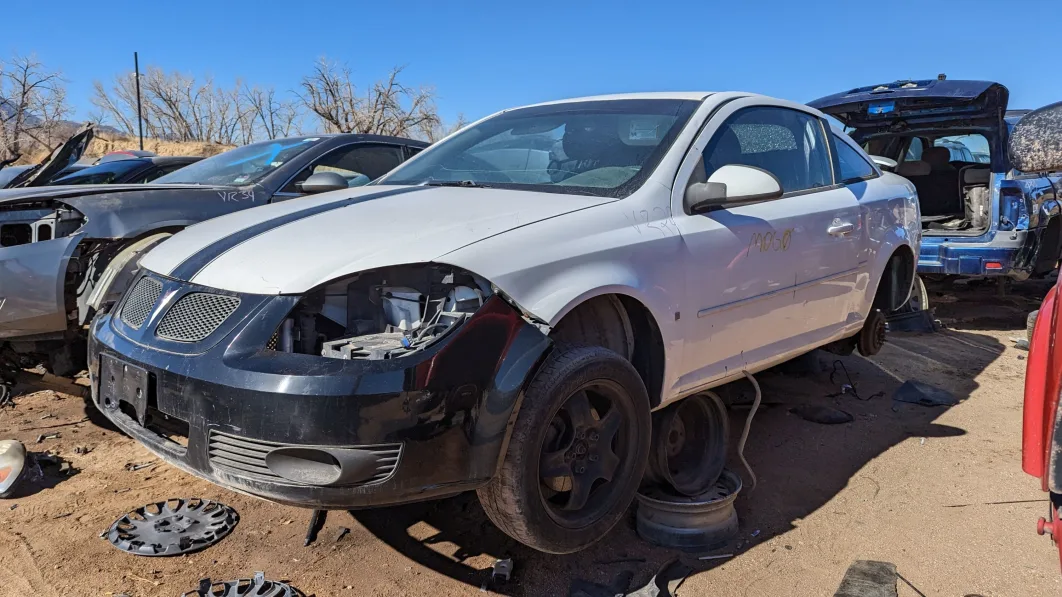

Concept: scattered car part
[[833, 560, 898, 597], [105, 498, 238, 556], [491, 558, 513, 582], [645, 393, 728, 496], [734, 371, 762, 491], [884, 309, 938, 334], [303, 509, 327, 547], [892, 380, 959, 407], [635, 469, 742, 549], [182, 572, 300, 597], [0, 440, 28, 498], [790, 405, 854, 425]]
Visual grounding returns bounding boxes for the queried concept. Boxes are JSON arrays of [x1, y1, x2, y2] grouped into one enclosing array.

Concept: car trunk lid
[[809, 79, 1008, 131]]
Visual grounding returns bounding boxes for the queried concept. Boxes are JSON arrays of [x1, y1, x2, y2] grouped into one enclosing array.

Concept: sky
[[5, 0, 1061, 130]]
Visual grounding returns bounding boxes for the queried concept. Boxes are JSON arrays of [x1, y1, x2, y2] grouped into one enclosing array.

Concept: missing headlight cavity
[[278, 264, 492, 360], [0, 201, 84, 246]]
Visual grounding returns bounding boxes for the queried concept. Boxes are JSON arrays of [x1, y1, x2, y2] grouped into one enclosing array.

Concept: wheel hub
[[539, 386, 627, 517]]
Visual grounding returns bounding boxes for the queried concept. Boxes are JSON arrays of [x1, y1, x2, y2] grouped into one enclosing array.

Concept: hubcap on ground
[[539, 382, 633, 527]]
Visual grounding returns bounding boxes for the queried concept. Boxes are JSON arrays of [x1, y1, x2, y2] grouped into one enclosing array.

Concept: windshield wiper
[[423, 180, 492, 189]]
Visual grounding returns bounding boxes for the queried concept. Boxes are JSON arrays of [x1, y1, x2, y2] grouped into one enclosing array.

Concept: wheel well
[[1034, 216, 1062, 276], [549, 294, 665, 408], [67, 226, 185, 324], [874, 245, 917, 312]]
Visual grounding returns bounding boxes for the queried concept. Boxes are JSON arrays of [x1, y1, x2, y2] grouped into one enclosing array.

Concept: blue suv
[[811, 80, 1062, 281]]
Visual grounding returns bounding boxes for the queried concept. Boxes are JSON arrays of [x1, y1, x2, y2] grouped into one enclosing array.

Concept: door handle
[[828, 222, 855, 237]]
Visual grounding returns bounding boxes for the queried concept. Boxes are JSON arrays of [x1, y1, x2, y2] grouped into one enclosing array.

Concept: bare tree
[[241, 84, 301, 141], [92, 67, 254, 145], [0, 54, 71, 161], [298, 60, 440, 138], [422, 113, 468, 142]]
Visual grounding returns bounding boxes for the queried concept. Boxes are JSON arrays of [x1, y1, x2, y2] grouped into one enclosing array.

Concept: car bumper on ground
[[918, 229, 1030, 277], [88, 289, 551, 509]]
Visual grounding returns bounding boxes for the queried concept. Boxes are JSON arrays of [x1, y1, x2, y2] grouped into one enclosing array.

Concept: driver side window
[[702, 107, 831, 194], [281, 144, 404, 194]]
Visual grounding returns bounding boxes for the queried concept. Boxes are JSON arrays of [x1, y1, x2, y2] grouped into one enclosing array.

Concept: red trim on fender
[[1024, 284, 1060, 483]]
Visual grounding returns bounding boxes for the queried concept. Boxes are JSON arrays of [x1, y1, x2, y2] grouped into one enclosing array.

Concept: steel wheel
[[539, 380, 636, 528]]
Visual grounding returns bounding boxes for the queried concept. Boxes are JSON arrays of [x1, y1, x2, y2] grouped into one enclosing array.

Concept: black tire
[[477, 345, 651, 554], [1028, 309, 1040, 342]]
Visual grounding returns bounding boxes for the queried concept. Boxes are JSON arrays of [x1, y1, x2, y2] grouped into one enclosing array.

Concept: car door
[[670, 101, 865, 391], [272, 143, 406, 201]]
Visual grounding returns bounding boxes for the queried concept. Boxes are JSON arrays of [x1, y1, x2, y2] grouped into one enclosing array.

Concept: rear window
[[934, 134, 988, 163]]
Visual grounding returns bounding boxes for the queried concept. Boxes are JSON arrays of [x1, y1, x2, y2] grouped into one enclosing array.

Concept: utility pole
[[134, 52, 144, 151]]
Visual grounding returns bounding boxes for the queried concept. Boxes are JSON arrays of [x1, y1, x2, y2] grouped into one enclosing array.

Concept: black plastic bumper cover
[[89, 284, 551, 509]]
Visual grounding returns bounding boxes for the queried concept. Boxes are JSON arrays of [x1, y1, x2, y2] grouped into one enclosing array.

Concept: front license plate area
[[99, 354, 150, 425]]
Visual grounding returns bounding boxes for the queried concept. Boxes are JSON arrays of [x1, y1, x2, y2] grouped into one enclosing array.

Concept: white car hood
[[141, 184, 610, 294]]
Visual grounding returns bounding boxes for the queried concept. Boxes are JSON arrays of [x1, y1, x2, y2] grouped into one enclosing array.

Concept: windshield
[[154, 137, 324, 186], [376, 99, 699, 198], [52, 160, 144, 185]]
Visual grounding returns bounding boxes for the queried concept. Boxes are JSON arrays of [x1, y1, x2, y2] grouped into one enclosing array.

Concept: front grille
[[155, 292, 240, 342], [120, 277, 162, 329], [208, 430, 402, 485]]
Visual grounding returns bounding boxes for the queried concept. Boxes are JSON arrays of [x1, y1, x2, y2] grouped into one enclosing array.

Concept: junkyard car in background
[[50, 156, 202, 186], [1017, 101, 1062, 571], [0, 124, 95, 189], [811, 79, 1062, 281], [0, 133, 427, 380], [91, 91, 920, 553]]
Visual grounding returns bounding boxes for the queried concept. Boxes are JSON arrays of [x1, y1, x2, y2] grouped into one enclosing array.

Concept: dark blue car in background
[[812, 79, 1062, 288]]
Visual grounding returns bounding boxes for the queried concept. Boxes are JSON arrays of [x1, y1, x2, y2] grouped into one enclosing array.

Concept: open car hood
[[5, 124, 95, 188], [809, 80, 1008, 130]]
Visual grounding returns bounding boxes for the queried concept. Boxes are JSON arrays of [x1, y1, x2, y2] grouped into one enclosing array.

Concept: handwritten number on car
[[747, 228, 793, 256]]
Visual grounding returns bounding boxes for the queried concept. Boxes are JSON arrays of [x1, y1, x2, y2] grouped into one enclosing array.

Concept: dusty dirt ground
[[0, 277, 1058, 596]]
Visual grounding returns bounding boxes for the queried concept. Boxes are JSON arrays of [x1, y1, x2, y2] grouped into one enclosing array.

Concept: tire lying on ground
[[477, 345, 651, 554]]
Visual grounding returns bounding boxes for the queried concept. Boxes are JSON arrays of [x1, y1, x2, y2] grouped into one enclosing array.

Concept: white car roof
[[521, 92, 721, 108]]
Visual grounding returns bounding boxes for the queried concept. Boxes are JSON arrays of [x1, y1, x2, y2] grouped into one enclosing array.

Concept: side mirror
[[1010, 101, 1062, 173], [298, 171, 349, 194], [870, 156, 897, 171], [684, 164, 783, 214]]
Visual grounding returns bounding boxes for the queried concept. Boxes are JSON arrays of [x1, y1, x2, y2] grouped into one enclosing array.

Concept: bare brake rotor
[[106, 498, 239, 556]]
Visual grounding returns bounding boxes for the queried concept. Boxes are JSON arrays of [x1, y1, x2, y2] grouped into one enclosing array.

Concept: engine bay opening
[[0, 201, 84, 246], [274, 264, 493, 360]]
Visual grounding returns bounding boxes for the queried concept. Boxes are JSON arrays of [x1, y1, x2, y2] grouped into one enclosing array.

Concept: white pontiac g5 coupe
[[89, 92, 920, 553]]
